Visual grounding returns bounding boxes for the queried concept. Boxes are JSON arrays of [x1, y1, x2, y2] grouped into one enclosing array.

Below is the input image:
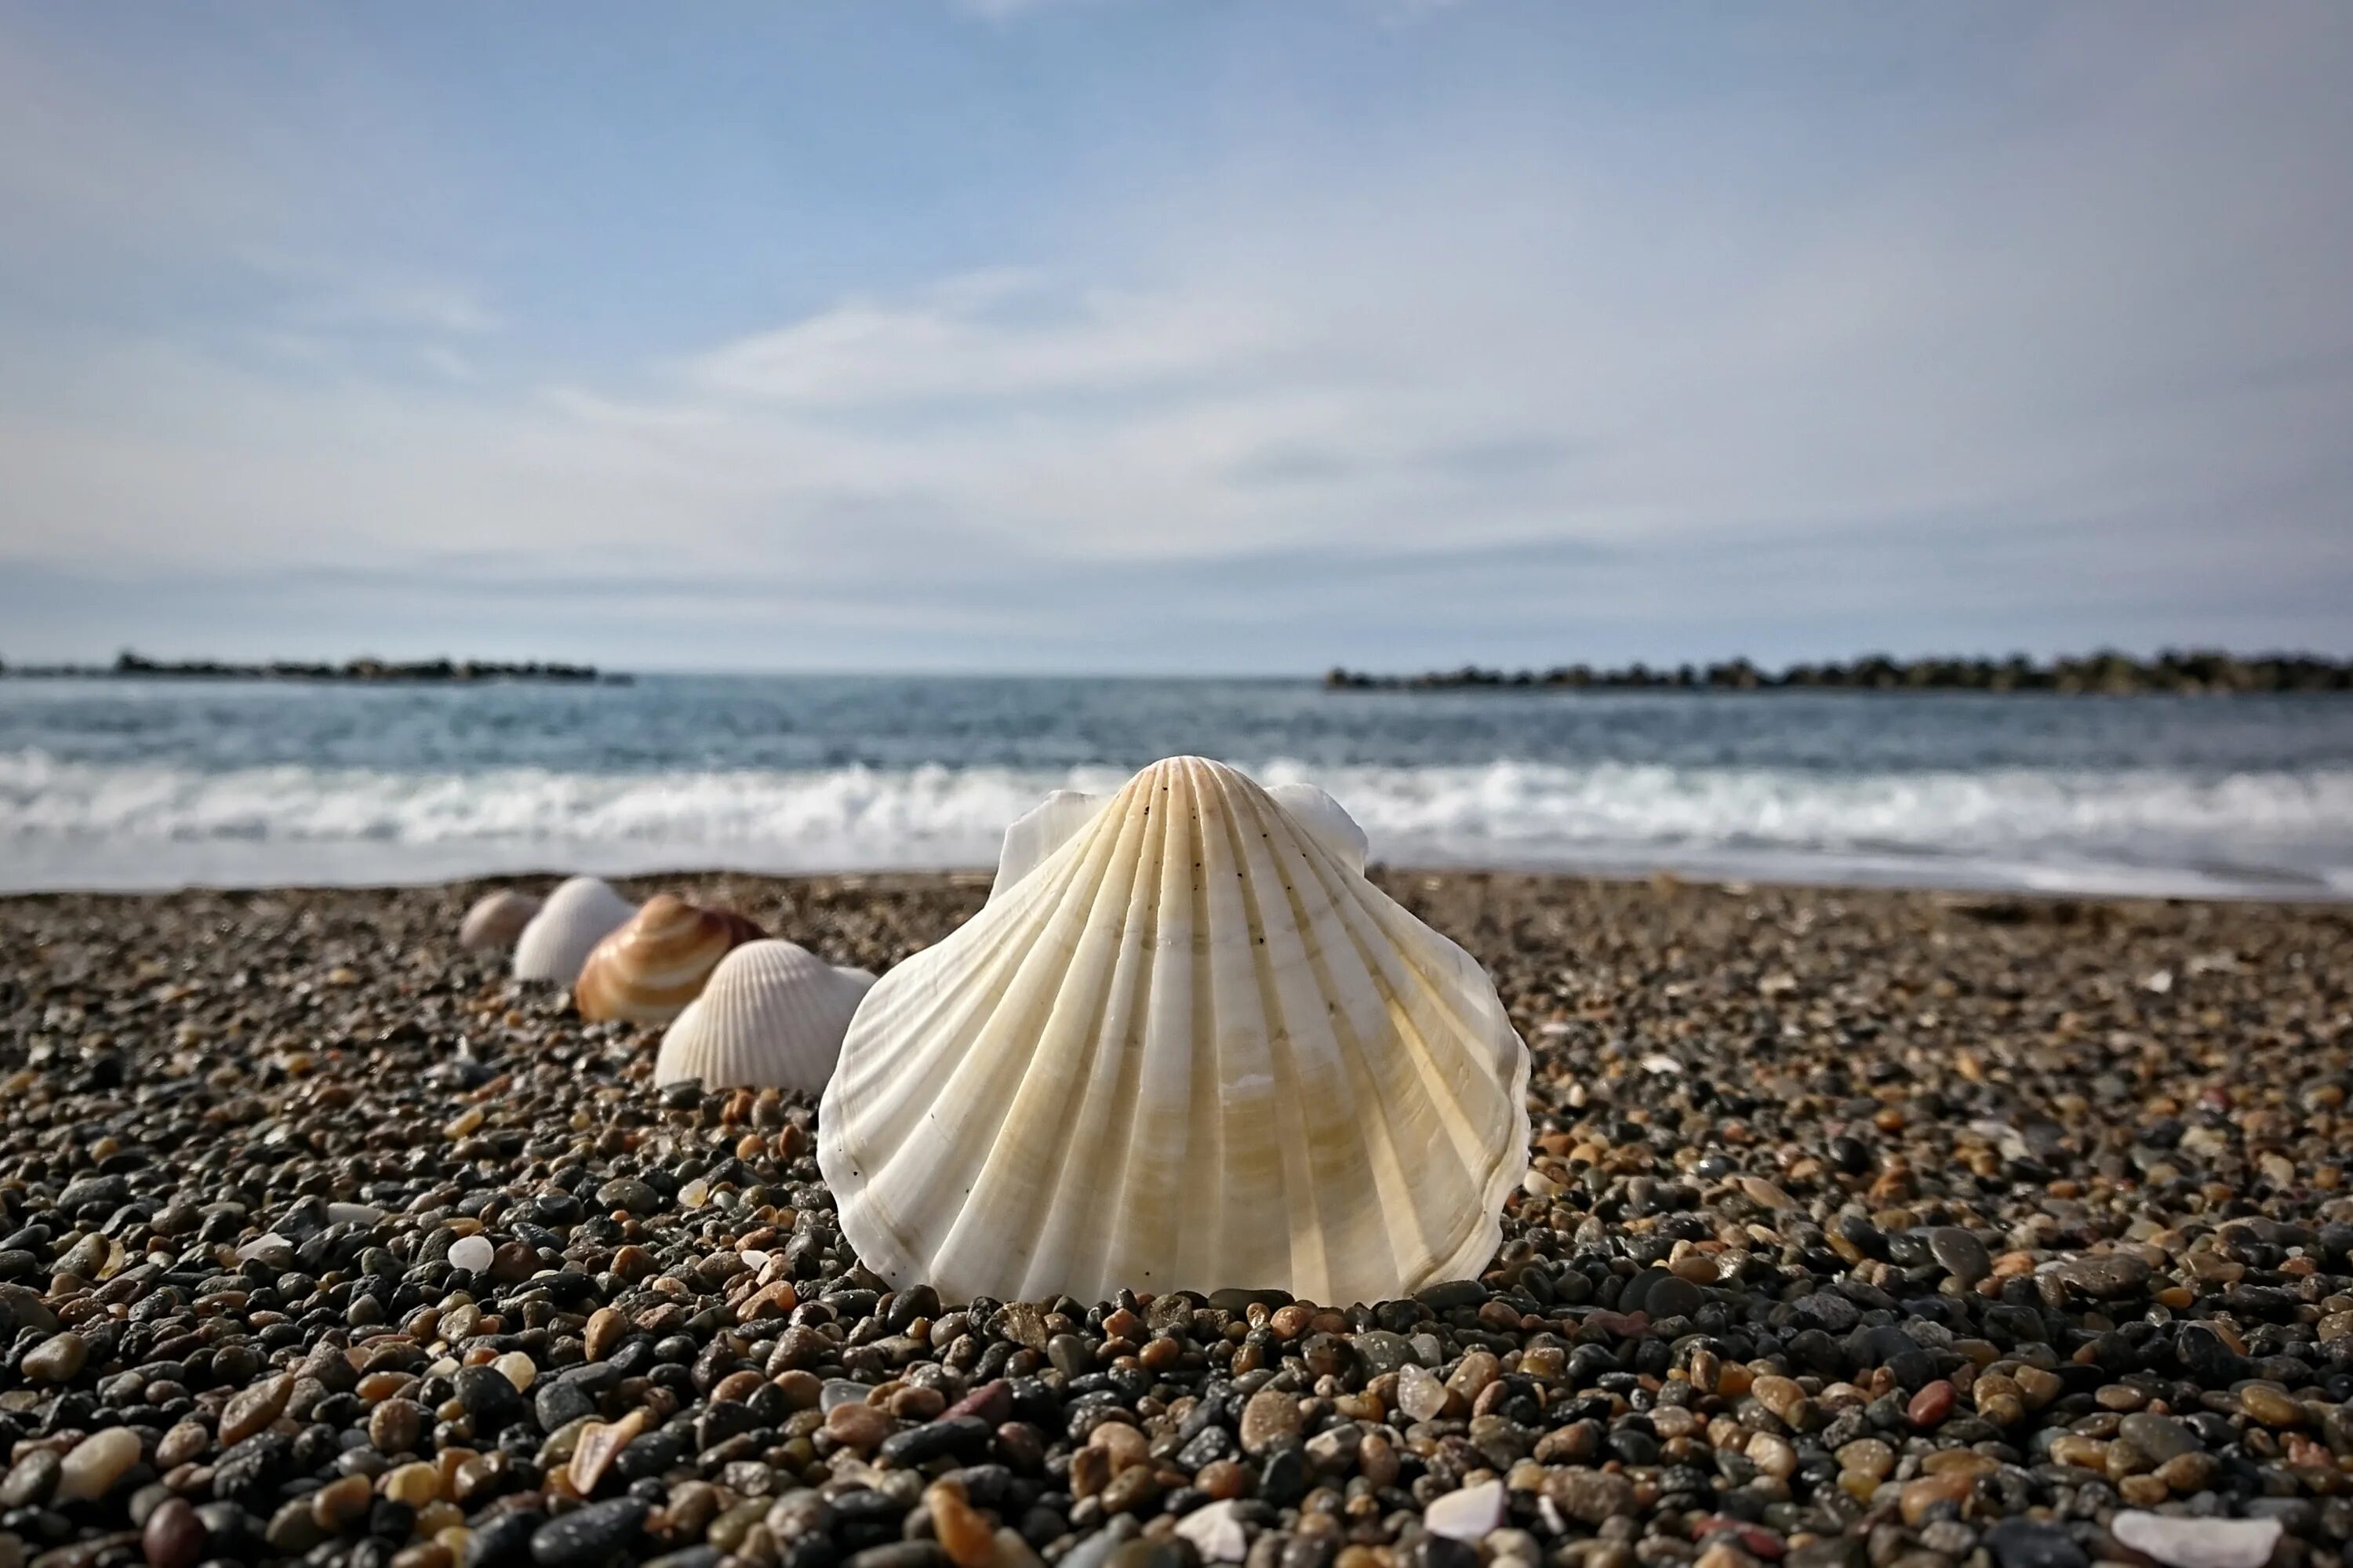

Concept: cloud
[[0, 5, 2348, 669], [682, 272, 1274, 408]]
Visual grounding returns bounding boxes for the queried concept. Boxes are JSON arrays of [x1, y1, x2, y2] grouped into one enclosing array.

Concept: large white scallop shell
[[820, 755, 1529, 1306], [512, 875, 637, 985], [656, 940, 877, 1093]]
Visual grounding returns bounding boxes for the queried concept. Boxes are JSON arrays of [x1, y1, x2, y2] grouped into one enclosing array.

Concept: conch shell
[[512, 875, 636, 985], [819, 755, 1529, 1305], [574, 893, 764, 1024], [459, 889, 542, 952], [655, 940, 876, 1093]]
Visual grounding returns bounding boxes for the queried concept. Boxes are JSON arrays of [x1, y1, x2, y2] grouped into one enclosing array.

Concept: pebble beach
[[2, 871, 2350, 1568]]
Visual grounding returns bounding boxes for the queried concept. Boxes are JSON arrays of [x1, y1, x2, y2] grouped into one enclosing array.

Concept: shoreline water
[[6, 675, 2348, 899]]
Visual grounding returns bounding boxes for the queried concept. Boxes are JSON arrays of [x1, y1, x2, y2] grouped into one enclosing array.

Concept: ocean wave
[[3, 749, 2349, 896]]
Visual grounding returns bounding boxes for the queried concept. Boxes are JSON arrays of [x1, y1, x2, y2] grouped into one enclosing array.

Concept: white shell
[[988, 781, 1368, 905], [512, 875, 637, 985], [990, 789, 1107, 900], [820, 755, 1530, 1305], [459, 889, 543, 952], [656, 940, 877, 1093]]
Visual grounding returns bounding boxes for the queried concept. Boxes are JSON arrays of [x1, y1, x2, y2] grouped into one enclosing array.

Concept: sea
[[2, 675, 2349, 898]]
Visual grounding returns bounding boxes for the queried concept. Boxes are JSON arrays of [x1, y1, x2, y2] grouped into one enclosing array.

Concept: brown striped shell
[[573, 893, 765, 1024]]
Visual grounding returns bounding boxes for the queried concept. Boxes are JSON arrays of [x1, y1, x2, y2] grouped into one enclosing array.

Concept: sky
[[1, 2, 2348, 675]]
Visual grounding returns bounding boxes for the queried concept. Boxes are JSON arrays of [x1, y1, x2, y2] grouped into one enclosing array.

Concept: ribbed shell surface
[[512, 876, 637, 984], [575, 895, 764, 1024], [656, 940, 876, 1093], [819, 755, 1531, 1306], [459, 890, 542, 953]]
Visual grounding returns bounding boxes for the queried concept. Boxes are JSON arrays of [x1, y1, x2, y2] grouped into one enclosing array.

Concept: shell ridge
[[1244, 776, 1416, 1301], [1176, 762, 1233, 1290], [1331, 886, 1520, 1158], [1253, 805, 1442, 1302], [929, 780, 1147, 1300], [653, 940, 871, 1093], [1079, 771, 1183, 1301], [1275, 842, 1525, 1293], [1001, 771, 1161, 1300], [839, 839, 1104, 1171], [1184, 763, 1277, 1292], [1344, 886, 1532, 1282], [1210, 763, 1333, 1299]]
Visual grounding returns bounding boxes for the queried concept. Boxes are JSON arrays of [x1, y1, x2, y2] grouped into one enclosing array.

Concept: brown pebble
[[824, 1402, 893, 1450], [1907, 1381, 1957, 1428], [2238, 1384, 2301, 1427], [155, 1421, 209, 1471], [1196, 1458, 1252, 1500], [218, 1373, 296, 1446], [143, 1497, 206, 1568], [56, 1428, 143, 1503], [2156, 1451, 2218, 1492], [927, 1484, 995, 1568], [22, 1332, 88, 1384], [382, 1461, 441, 1507], [1238, 1388, 1304, 1456], [1898, 1471, 1973, 1526], [311, 1474, 375, 1531], [569, 1410, 647, 1495], [369, 1399, 424, 1455]]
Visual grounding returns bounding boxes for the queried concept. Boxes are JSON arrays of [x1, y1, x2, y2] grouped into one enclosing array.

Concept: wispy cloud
[[0, 4, 2348, 670]]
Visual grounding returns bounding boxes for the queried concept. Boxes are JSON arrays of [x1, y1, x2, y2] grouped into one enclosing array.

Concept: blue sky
[[2, 2, 2348, 674]]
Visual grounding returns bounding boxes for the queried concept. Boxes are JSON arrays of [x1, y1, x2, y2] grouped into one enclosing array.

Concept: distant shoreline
[[0, 652, 629, 685], [1326, 649, 2353, 695]]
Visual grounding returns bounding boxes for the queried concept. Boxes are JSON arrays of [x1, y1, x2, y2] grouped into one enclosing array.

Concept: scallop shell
[[512, 875, 637, 985], [575, 893, 765, 1024], [820, 755, 1530, 1305], [655, 940, 877, 1093], [459, 889, 542, 952]]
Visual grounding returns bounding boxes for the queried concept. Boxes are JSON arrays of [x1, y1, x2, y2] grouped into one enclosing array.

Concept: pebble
[[530, 1498, 649, 1567], [0, 871, 2348, 1568], [1, 1450, 60, 1508], [447, 1235, 496, 1273], [140, 1498, 205, 1568], [1395, 1363, 1450, 1424], [1928, 1227, 1991, 1286], [21, 1331, 87, 1383], [1238, 1389, 1304, 1455], [2117, 1412, 2198, 1463], [217, 1372, 294, 1445], [1174, 1500, 1249, 1563], [2108, 1512, 2282, 1568], [1423, 1479, 1505, 1543], [55, 1428, 143, 1504]]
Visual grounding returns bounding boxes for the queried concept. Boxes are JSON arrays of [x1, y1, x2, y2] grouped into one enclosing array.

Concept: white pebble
[[1174, 1500, 1249, 1563], [2111, 1513, 2282, 1568], [447, 1235, 496, 1272], [1423, 1479, 1506, 1543]]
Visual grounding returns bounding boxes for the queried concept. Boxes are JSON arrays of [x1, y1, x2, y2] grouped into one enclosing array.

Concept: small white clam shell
[[512, 876, 637, 985], [655, 940, 876, 1094], [459, 889, 543, 953], [820, 755, 1529, 1305]]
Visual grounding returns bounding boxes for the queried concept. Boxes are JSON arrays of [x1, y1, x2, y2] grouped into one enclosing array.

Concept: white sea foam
[[3, 748, 2349, 897]]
